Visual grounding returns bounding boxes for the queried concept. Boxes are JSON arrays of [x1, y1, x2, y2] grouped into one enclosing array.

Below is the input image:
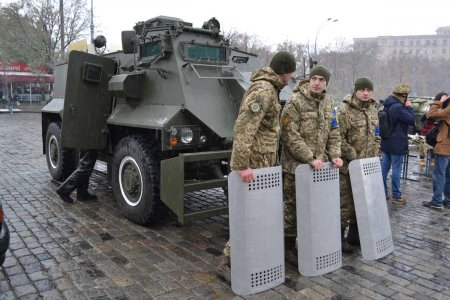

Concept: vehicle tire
[[112, 135, 162, 225], [45, 122, 77, 181], [0, 254, 5, 266]]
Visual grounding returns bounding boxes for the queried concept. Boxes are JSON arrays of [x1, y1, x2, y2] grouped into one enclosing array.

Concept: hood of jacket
[[250, 67, 286, 91], [292, 79, 327, 101], [343, 94, 376, 110], [383, 95, 402, 109]]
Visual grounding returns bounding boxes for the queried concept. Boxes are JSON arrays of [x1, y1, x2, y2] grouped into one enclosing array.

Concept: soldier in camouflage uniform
[[217, 51, 296, 283], [280, 65, 342, 266], [338, 77, 379, 253]]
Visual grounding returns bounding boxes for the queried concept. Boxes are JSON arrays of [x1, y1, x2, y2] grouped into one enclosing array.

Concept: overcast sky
[[90, 0, 450, 51], [3, 0, 450, 51]]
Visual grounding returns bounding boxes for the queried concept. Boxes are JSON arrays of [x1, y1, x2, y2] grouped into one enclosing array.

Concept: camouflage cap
[[393, 83, 411, 94], [269, 51, 296, 75]]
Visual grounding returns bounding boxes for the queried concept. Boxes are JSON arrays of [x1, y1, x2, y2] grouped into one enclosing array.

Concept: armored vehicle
[[409, 96, 434, 132], [41, 16, 292, 225]]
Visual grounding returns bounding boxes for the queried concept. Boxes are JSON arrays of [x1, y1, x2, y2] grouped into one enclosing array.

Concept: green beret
[[269, 51, 296, 74], [354, 77, 373, 92], [393, 83, 411, 94], [309, 65, 331, 85]]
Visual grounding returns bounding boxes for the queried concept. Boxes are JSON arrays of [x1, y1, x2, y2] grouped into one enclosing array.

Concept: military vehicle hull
[[42, 16, 291, 225]]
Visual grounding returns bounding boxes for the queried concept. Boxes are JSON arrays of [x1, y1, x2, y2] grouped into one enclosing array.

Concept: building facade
[[354, 26, 450, 60], [0, 62, 53, 103]]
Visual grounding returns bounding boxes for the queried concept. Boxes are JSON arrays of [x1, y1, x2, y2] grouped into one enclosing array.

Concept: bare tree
[[0, 0, 90, 71]]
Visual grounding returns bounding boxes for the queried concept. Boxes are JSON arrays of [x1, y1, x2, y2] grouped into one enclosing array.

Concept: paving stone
[[1, 113, 449, 299]]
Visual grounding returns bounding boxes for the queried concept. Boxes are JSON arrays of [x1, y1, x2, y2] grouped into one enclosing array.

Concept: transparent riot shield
[[295, 163, 342, 276], [229, 166, 284, 295], [349, 157, 394, 260]]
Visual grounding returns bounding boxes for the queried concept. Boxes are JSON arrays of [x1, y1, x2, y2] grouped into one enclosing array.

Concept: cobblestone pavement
[[0, 113, 449, 300]]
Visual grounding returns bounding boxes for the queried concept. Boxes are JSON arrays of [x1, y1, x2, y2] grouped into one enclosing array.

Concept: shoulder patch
[[250, 102, 261, 113]]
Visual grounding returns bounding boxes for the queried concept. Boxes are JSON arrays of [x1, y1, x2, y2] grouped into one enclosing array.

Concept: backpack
[[425, 126, 439, 147], [378, 108, 392, 138]]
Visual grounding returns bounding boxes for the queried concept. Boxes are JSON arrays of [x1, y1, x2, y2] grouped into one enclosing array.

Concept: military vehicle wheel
[[112, 136, 162, 225], [45, 122, 77, 181]]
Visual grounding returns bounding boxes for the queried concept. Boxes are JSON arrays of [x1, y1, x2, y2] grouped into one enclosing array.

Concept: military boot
[[341, 228, 355, 253], [284, 236, 298, 266], [347, 222, 360, 246], [56, 176, 78, 203]]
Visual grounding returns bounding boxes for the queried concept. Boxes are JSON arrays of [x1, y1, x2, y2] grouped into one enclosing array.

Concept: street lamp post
[[314, 18, 338, 59]]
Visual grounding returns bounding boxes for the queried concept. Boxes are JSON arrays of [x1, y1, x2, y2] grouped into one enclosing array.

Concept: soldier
[[381, 83, 415, 204], [280, 65, 342, 266], [337, 77, 379, 253], [216, 51, 296, 283]]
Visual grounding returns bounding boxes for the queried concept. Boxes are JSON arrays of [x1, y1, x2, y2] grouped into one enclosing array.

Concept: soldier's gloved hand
[[332, 157, 343, 168], [310, 159, 324, 170], [238, 168, 255, 183]]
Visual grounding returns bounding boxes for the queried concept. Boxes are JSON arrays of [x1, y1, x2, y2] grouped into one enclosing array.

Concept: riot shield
[[229, 166, 284, 295], [295, 163, 342, 276], [349, 157, 394, 260]]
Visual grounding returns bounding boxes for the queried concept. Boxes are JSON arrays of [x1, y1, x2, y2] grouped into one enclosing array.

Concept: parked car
[[0, 198, 10, 266]]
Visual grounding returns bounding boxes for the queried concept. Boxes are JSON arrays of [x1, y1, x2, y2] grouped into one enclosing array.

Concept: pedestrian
[[380, 83, 415, 204], [422, 92, 450, 210], [280, 65, 342, 265], [7, 94, 13, 114], [216, 51, 296, 283], [337, 77, 379, 253], [56, 149, 99, 203]]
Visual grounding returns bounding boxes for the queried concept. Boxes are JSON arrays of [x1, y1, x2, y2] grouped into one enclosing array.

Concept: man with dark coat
[[380, 83, 415, 204]]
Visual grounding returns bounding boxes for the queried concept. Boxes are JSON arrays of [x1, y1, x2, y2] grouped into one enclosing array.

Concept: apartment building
[[353, 26, 450, 60]]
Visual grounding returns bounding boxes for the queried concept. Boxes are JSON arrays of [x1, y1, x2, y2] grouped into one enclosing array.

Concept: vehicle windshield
[[140, 41, 162, 58], [186, 44, 227, 62]]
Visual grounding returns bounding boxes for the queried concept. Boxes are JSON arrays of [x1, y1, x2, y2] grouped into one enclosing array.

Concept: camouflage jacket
[[338, 94, 379, 173], [280, 80, 341, 174], [230, 67, 285, 170]]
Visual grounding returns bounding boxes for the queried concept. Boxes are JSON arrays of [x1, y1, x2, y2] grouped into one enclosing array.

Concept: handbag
[[425, 126, 439, 147]]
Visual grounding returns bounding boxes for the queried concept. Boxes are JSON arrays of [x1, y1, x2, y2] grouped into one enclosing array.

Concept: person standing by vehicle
[[381, 83, 415, 204], [216, 51, 297, 283], [337, 77, 379, 252], [56, 149, 99, 203], [7, 94, 13, 114], [280, 65, 342, 265], [423, 92, 450, 210]]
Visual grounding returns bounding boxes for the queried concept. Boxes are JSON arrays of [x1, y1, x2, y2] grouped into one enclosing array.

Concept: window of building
[[409, 40, 413, 46], [444, 40, 448, 46], [399, 40, 404, 46], [432, 39, 437, 46], [416, 40, 421, 46], [425, 40, 430, 46], [393, 41, 398, 47], [415, 49, 420, 55]]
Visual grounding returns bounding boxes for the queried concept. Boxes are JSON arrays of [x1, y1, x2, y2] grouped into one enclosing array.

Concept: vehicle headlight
[[180, 128, 193, 144]]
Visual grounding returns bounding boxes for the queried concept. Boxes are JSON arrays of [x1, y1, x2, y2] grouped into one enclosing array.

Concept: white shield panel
[[295, 163, 342, 277], [229, 166, 284, 295], [349, 157, 394, 260]]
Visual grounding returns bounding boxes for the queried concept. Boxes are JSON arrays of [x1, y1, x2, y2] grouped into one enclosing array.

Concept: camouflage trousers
[[283, 173, 297, 237], [340, 172, 356, 228]]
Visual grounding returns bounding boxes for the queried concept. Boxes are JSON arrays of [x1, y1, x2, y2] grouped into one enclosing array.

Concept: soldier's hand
[[310, 159, 324, 170], [238, 168, 255, 183], [332, 157, 343, 168]]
